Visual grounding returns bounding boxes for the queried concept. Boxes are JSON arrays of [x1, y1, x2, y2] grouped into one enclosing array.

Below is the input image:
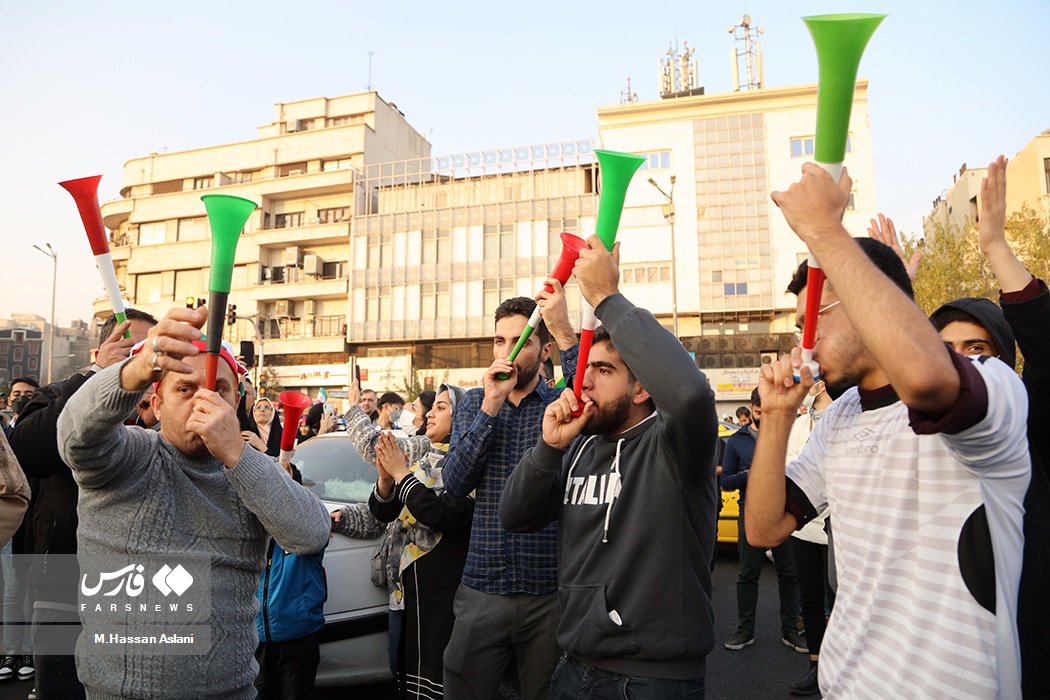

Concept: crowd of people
[[0, 154, 1043, 700]]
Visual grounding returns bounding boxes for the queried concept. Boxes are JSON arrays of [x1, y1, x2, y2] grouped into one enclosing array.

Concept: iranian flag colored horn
[[795, 12, 885, 380], [58, 175, 131, 338], [201, 194, 258, 391], [572, 149, 646, 415]]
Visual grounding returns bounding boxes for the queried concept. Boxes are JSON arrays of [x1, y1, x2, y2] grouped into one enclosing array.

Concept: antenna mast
[[620, 76, 638, 104], [658, 39, 704, 100], [728, 15, 764, 91]]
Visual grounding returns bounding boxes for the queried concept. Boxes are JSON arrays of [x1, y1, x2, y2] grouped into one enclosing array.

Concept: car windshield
[[291, 436, 375, 504]]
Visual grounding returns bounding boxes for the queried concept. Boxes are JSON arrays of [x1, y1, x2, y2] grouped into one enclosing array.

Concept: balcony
[[101, 197, 134, 230], [255, 314, 347, 356], [254, 273, 348, 301], [252, 220, 351, 248]]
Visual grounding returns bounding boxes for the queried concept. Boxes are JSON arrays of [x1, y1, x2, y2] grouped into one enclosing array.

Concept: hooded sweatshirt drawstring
[[602, 438, 624, 543]]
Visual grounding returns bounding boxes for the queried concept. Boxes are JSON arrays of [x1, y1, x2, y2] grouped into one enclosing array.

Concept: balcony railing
[[258, 314, 345, 341]]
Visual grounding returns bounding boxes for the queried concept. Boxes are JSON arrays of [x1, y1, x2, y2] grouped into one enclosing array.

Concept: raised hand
[[977, 155, 1031, 293], [95, 320, 137, 369], [757, 349, 815, 420], [375, 431, 409, 482], [542, 388, 591, 450], [536, 277, 577, 348], [867, 212, 922, 281], [187, 387, 245, 468], [574, 236, 621, 308], [480, 359, 517, 416], [121, 306, 206, 392]]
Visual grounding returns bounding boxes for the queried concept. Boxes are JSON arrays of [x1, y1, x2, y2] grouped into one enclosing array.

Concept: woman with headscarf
[[331, 382, 471, 699], [242, 397, 283, 457]]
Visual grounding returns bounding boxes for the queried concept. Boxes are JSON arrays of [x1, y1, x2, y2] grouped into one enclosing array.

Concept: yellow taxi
[[716, 421, 743, 544]]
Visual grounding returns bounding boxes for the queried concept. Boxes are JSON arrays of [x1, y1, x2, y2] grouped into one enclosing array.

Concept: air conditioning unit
[[303, 254, 322, 275], [287, 169, 304, 176], [700, 354, 719, 369], [261, 266, 273, 281], [761, 352, 779, 365], [700, 338, 717, 353], [739, 353, 761, 368], [286, 119, 302, 133], [721, 353, 737, 368], [284, 246, 303, 267], [303, 300, 318, 316], [275, 300, 292, 317]]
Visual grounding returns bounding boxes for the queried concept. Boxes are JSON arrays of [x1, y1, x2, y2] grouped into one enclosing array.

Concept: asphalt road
[[0, 544, 815, 700]]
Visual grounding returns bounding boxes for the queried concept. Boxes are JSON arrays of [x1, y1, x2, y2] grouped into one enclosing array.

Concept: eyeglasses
[[793, 300, 842, 346]]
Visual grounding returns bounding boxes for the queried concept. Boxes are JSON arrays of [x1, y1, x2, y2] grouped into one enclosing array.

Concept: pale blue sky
[[2, 0, 1047, 326]]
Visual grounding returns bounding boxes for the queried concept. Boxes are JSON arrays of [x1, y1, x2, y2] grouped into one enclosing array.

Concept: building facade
[[96, 83, 876, 407]]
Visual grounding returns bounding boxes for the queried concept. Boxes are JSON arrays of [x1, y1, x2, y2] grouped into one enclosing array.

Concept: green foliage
[[398, 366, 450, 401], [905, 205, 1050, 315]]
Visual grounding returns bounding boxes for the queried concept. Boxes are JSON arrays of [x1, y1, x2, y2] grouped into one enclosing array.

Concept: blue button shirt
[[442, 345, 578, 595]]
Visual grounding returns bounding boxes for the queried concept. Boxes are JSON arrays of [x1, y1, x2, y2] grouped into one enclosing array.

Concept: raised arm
[[772, 164, 959, 415], [979, 155, 1033, 293], [745, 351, 816, 547], [438, 389, 495, 497], [342, 404, 431, 468]]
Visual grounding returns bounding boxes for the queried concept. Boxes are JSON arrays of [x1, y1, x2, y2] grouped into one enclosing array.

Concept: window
[[420, 282, 450, 319], [317, 207, 350, 224], [724, 282, 748, 295], [635, 150, 671, 171], [483, 223, 514, 260], [712, 271, 722, 283], [422, 228, 451, 265], [12, 347, 23, 362], [846, 193, 856, 212], [791, 134, 852, 158], [193, 177, 213, 190], [136, 273, 164, 304], [366, 287, 392, 320], [234, 171, 258, 184], [28, 357, 37, 371], [151, 179, 182, 195], [174, 269, 204, 304], [1044, 157, 1050, 195], [275, 212, 304, 229], [367, 235, 392, 269], [322, 158, 355, 172], [177, 218, 207, 241], [139, 222, 166, 246], [28, 341, 40, 355], [483, 279, 515, 315], [278, 162, 308, 177]]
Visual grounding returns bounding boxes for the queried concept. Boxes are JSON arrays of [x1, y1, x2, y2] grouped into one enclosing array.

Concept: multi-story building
[[0, 324, 43, 386], [0, 315, 97, 384], [98, 93, 430, 398], [96, 78, 876, 410], [923, 130, 1050, 238]]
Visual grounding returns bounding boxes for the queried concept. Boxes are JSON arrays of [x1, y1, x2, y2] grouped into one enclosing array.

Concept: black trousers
[[31, 606, 86, 700], [254, 632, 321, 700], [792, 538, 835, 656]]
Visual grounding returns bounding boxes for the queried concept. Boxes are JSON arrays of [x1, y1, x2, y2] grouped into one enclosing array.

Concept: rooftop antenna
[[658, 39, 703, 99], [729, 14, 764, 91], [366, 51, 374, 91], [620, 76, 638, 104]]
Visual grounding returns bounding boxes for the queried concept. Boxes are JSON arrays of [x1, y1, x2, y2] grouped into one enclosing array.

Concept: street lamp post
[[648, 176, 679, 338], [33, 243, 57, 384]]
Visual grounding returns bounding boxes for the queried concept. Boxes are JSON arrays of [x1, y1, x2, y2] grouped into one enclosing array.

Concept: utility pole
[[33, 243, 57, 383], [647, 176, 679, 337]]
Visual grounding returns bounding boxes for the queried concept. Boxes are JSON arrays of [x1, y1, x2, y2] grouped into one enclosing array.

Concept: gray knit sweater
[[58, 362, 331, 699]]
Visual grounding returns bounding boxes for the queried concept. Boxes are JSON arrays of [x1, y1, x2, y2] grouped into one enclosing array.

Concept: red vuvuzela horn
[[278, 391, 314, 461]]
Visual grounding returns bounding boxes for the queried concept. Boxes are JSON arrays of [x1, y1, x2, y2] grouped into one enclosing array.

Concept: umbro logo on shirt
[[847, 427, 880, 455]]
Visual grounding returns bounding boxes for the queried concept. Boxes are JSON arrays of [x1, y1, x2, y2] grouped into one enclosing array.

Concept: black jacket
[[1001, 279, 1050, 699], [9, 371, 96, 604]]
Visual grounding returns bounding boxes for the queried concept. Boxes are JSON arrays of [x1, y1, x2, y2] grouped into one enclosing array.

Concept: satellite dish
[[742, 13, 751, 25]]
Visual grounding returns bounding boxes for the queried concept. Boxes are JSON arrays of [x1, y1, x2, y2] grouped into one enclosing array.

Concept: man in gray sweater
[[499, 236, 720, 695], [57, 305, 330, 699]]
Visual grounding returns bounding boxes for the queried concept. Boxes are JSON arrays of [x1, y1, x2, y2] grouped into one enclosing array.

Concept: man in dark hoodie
[[500, 235, 719, 696], [927, 154, 1049, 699]]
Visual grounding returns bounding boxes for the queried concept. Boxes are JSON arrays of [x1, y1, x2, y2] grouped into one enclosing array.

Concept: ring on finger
[[151, 339, 165, 356], [151, 354, 163, 373]]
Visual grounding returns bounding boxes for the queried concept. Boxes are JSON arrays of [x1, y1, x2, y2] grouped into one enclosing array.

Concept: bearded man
[[499, 235, 720, 698], [440, 286, 578, 700], [57, 305, 330, 699]]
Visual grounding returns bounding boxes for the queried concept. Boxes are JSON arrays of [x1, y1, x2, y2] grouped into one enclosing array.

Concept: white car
[[291, 433, 392, 687]]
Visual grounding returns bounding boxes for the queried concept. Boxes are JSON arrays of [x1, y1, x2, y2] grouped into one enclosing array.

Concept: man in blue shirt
[[442, 284, 578, 700]]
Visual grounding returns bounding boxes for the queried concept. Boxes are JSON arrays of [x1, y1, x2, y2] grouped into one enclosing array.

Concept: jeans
[[1, 540, 31, 655], [735, 513, 800, 635], [549, 655, 705, 700], [793, 538, 835, 656]]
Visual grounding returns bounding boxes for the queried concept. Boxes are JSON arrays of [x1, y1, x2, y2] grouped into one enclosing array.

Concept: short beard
[[582, 392, 633, 436], [514, 355, 541, 390]]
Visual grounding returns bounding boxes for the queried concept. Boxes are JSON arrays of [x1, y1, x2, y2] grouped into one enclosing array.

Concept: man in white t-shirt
[[746, 164, 1030, 699]]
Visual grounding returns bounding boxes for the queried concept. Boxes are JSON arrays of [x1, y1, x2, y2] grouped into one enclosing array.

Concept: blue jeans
[[1, 540, 31, 655], [549, 655, 705, 700]]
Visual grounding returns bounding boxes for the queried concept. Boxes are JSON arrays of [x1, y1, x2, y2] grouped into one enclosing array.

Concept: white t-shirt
[[787, 355, 1030, 699]]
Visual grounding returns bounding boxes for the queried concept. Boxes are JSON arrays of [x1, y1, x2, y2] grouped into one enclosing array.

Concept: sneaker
[[27, 689, 36, 700], [0, 655, 15, 681], [782, 629, 809, 654], [789, 662, 820, 696], [16, 656, 33, 681], [724, 628, 755, 650]]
